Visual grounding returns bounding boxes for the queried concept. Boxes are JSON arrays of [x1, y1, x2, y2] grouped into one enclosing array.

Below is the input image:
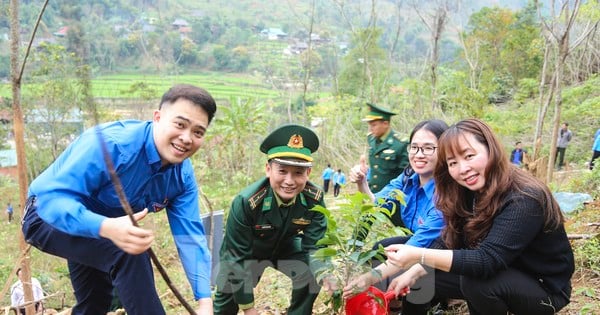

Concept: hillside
[[0, 1, 599, 313]]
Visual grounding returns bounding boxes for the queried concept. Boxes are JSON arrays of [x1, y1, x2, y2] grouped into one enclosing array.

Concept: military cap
[[362, 102, 397, 122], [260, 124, 319, 167]]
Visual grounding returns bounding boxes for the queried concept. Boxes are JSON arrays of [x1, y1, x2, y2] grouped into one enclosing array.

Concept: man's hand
[[99, 208, 154, 254], [349, 154, 374, 198], [243, 307, 259, 315], [321, 275, 340, 294], [195, 297, 213, 314], [342, 271, 375, 299]]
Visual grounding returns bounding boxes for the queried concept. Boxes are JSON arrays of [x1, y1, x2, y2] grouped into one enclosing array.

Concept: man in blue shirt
[[22, 84, 216, 315], [6, 202, 13, 223], [590, 128, 600, 170], [510, 141, 527, 167], [321, 164, 334, 194]]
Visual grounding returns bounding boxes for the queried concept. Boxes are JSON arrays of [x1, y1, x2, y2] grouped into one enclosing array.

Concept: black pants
[[18, 302, 41, 315], [555, 147, 566, 168], [333, 184, 341, 197], [323, 179, 331, 193], [21, 197, 165, 315], [403, 267, 571, 315], [590, 150, 600, 170]]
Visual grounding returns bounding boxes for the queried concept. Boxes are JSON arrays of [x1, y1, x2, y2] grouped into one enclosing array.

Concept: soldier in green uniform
[[362, 103, 409, 193], [213, 124, 327, 315]]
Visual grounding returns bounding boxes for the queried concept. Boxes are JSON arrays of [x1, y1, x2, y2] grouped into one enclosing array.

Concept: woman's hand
[[385, 244, 420, 269], [388, 264, 426, 297]]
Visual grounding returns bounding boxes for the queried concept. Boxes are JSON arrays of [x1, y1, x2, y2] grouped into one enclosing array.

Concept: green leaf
[[312, 247, 338, 260], [357, 250, 379, 266]]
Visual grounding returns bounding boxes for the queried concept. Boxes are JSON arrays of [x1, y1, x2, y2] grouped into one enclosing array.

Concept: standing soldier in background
[[361, 103, 409, 193]]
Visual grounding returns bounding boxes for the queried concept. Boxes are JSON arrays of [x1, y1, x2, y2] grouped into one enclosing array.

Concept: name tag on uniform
[[292, 218, 311, 225], [383, 149, 395, 154], [255, 224, 274, 230]]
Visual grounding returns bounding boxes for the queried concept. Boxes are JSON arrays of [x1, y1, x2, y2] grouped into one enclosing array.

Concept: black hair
[[159, 84, 217, 124], [409, 119, 449, 142], [402, 119, 449, 178]]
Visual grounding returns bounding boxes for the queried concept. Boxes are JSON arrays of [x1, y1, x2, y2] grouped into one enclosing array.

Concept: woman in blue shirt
[[350, 119, 448, 248], [347, 119, 448, 311]]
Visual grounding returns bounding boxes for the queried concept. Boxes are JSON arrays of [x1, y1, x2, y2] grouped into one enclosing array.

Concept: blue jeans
[[21, 196, 165, 315]]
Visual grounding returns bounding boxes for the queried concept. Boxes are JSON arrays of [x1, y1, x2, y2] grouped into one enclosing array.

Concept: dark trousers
[[21, 197, 165, 315], [18, 303, 41, 315], [214, 254, 321, 315], [7, 212, 12, 222], [323, 179, 331, 193], [403, 267, 571, 315], [590, 150, 600, 170], [333, 184, 341, 197], [555, 147, 567, 168]]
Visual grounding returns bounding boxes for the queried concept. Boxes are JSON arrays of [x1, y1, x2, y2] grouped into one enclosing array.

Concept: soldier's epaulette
[[393, 132, 408, 142], [303, 182, 323, 201], [248, 186, 268, 210]]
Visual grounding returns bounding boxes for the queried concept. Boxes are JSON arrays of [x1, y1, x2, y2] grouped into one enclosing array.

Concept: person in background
[[361, 103, 409, 193], [321, 164, 334, 194], [214, 124, 327, 315], [11, 268, 45, 315], [357, 118, 574, 315], [509, 141, 527, 167], [590, 128, 600, 170], [555, 122, 573, 170], [21, 84, 217, 314], [6, 202, 13, 223], [332, 168, 347, 197]]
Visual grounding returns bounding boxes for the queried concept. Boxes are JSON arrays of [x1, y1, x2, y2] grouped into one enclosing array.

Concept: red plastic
[[345, 286, 397, 315]]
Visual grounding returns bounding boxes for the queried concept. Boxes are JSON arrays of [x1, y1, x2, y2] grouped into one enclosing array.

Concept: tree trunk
[[10, 0, 35, 314]]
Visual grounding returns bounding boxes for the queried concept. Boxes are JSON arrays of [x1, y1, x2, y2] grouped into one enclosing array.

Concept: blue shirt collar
[[406, 172, 436, 200], [144, 123, 166, 171]]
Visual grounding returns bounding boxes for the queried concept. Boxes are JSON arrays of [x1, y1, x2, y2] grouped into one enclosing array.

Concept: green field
[[0, 72, 280, 101]]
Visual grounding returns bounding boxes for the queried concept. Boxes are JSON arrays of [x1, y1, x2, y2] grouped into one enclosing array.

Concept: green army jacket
[[367, 128, 409, 193], [217, 177, 326, 306]]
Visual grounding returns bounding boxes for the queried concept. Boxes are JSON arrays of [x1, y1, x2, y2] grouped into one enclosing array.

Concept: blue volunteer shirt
[[322, 167, 334, 180], [28, 120, 212, 299], [375, 172, 444, 248]]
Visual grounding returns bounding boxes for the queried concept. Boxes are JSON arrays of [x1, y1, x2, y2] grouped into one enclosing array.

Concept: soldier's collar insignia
[[288, 134, 304, 149], [262, 196, 273, 212]]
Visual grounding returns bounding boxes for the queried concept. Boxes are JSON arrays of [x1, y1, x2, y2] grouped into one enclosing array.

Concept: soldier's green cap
[[260, 124, 319, 167], [362, 102, 397, 122]]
